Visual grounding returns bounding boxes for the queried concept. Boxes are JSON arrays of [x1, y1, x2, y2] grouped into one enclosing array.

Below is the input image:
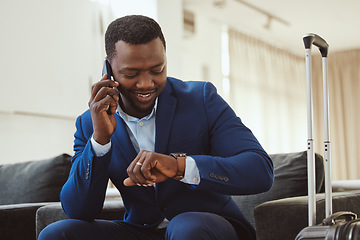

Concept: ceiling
[[183, 0, 360, 56]]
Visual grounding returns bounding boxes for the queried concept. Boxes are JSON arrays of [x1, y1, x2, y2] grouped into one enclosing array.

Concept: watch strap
[[170, 153, 186, 180]]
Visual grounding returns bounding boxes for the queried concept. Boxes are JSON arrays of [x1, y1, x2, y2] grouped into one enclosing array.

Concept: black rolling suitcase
[[295, 34, 360, 239]]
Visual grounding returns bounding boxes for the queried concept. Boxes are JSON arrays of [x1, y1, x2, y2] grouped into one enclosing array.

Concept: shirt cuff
[[90, 135, 112, 157], [180, 156, 200, 185]]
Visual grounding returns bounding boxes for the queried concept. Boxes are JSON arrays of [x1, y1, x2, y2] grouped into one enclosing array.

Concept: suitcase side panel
[[337, 220, 360, 240], [295, 226, 329, 240]]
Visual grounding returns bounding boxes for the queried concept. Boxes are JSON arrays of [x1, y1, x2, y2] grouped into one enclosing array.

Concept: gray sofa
[[0, 154, 72, 240], [2, 151, 360, 240]]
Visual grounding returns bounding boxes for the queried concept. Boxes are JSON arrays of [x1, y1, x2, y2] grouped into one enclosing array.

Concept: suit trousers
[[38, 212, 239, 240]]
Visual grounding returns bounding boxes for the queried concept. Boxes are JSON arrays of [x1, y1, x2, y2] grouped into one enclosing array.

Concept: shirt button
[[139, 122, 144, 126], [193, 177, 198, 183]]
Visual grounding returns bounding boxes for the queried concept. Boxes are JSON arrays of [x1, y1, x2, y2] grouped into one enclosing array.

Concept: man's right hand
[[88, 74, 119, 145]]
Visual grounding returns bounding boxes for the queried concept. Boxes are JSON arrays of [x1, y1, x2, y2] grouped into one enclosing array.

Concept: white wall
[[0, 112, 75, 162], [0, 0, 220, 164], [182, 14, 224, 92], [0, 0, 113, 163], [157, 0, 184, 79], [0, 0, 112, 117]]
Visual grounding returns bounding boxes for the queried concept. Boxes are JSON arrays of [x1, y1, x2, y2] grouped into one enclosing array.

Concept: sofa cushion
[[0, 154, 71, 205], [233, 151, 324, 227]]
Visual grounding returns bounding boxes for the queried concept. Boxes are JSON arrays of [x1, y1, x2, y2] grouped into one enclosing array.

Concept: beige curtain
[[228, 29, 360, 180], [312, 50, 360, 180], [228, 29, 307, 155]]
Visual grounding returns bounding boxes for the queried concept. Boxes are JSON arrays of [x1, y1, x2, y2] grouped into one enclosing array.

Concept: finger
[[127, 151, 156, 186], [91, 80, 119, 98], [132, 155, 151, 184], [136, 151, 157, 183], [102, 73, 109, 80], [123, 177, 136, 186], [126, 155, 144, 185], [89, 95, 118, 115], [136, 150, 157, 181], [93, 88, 119, 106], [123, 177, 154, 187], [91, 76, 117, 94], [90, 79, 119, 103], [142, 158, 157, 182], [89, 85, 119, 114], [127, 153, 141, 173], [107, 98, 118, 115]]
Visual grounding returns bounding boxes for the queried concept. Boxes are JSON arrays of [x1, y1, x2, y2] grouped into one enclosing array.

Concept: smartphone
[[102, 59, 114, 115], [102, 59, 113, 79]]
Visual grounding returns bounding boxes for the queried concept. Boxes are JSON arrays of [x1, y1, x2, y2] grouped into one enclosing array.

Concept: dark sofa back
[[0, 154, 71, 205]]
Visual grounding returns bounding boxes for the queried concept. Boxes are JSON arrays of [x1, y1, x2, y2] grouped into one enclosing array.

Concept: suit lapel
[[155, 80, 176, 154]]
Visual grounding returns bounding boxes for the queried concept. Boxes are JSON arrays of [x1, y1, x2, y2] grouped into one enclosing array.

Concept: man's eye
[[152, 69, 164, 75], [124, 73, 138, 78]]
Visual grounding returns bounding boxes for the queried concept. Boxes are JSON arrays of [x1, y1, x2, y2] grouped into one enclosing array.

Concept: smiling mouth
[[137, 93, 151, 98], [133, 90, 157, 102], [134, 89, 156, 97]]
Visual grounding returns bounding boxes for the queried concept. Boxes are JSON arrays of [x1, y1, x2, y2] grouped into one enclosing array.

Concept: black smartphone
[[102, 59, 114, 115], [102, 59, 113, 79]]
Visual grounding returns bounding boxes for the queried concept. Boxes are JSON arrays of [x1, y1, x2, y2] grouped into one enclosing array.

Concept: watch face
[[170, 153, 186, 158]]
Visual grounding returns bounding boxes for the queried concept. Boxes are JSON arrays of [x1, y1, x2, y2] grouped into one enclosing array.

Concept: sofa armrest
[[36, 199, 125, 239], [254, 191, 360, 240], [332, 180, 360, 192], [0, 202, 59, 240]]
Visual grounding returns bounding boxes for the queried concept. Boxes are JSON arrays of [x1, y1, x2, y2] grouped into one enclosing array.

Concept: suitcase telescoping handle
[[303, 33, 331, 226], [303, 33, 329, 57]]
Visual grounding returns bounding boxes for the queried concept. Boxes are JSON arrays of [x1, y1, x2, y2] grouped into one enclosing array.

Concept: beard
[[118, 89, 158, 119]]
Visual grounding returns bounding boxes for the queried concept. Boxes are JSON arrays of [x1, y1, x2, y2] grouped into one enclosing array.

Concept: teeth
[[138, 93, 151, 98]]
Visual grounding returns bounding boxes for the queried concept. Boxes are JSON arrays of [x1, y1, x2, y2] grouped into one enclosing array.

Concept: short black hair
[[105, 15, 166, 61]]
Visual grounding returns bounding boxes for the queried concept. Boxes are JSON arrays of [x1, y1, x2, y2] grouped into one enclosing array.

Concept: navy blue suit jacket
[[61, 77, 274, 239]]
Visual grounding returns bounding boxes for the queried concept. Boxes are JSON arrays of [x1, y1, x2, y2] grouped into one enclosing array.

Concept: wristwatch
[[169, 153, 186, 180]]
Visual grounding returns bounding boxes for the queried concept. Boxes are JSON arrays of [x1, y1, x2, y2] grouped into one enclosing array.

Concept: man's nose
[[136, 72, 154, 89]]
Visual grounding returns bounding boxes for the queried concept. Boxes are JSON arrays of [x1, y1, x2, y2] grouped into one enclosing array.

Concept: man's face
[[110, 38, 167, 119]]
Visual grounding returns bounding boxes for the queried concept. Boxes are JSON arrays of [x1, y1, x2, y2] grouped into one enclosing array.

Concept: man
[[39, 15, 273, 240]]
